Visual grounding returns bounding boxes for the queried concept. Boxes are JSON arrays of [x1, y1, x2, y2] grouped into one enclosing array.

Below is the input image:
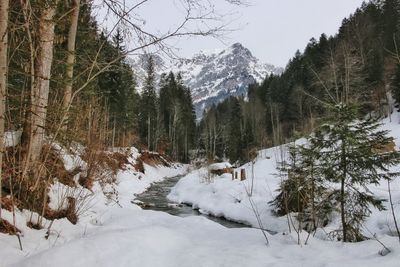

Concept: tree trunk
[[340, 136, 347, 242], [0, 0, 9, 216], [147, 116, 150, 150], [310, 163, 316, 231], [62, 0, 80, 129], [24, 3, 58, 168]]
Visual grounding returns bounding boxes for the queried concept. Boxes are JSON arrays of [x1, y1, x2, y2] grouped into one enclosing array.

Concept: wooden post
[[240, 169, 246, 181], [235, 172, 238, 180]]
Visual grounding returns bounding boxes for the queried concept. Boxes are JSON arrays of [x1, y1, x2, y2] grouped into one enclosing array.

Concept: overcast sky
[[97, 0, 365, 67]]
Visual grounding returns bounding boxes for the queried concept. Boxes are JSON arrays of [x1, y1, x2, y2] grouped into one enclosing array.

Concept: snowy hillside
[[130, 43, 283, 117]]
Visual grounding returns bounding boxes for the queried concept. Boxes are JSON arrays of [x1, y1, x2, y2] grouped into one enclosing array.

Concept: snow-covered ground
[[2, 112, 400, 266], [166, 111, 400, 264], [7, 210, 400, 267], [0, 147, 187, 266]]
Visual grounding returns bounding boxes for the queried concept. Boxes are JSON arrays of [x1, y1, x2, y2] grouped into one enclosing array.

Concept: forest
[[199, 0, 400, 163], [1, 0, 400, 266]]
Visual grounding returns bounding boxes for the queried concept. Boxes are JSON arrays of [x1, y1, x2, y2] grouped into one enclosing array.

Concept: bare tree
[[0, 0, 9, 217], [17, 0, 245, 176], [62, 0, 81, 129], [23, 1, 59, 175], [99, 0, 245, 57]]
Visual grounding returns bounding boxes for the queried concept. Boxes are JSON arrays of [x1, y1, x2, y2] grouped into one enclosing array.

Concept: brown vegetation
[[45, 197, 78, 224], [372, 141, 396, 154], [0, 196, 21, 212], [138, 151, 171, 168], [0, 219, 20, 235], [1, 144, 84, 226], [210, 167, 233, 176]]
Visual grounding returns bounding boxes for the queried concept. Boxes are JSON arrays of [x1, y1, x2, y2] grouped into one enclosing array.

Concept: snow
[[2, 112, 400, 266], [4, 209, 400, 267], [208, 162, 232, 171], [168, 111, 400, 237], [168, 150, 289, 232], [4, 130, 22, 148], [131, 43, 282, 118], [52, 142, 87, 172], [0, 146, 188, 266], [165, 111, 400, 265]]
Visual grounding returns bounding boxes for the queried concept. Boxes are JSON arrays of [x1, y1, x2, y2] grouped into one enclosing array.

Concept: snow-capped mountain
[[130, 43, 283, 118]]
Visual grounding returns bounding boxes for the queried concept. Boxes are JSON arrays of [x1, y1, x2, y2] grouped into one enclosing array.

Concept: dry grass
[[0, 219, 20, 235], [139, 151, 171, 168], [1, 144, 82, 225], [134, 158, 145, 173], [0, 196, 21, 211], [45, 197, 78, 224]]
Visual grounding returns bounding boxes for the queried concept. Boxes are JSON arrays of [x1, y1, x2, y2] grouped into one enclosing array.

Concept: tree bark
[[340, 136, 347, 242], [24, 2, 58, 168], [0, 0, 9, 215], [62, 0, 81, 129]]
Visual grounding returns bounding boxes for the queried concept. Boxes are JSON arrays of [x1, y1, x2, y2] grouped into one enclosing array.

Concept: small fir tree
[[317, 103, 400, 242], [272, 103, 400, 242]]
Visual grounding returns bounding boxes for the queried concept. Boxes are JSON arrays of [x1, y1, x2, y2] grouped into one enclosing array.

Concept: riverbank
[[1, 145, 400, 266], [135, 175, 249, 228], [0, 147, 188, 266], [168, 113, 400, 238]]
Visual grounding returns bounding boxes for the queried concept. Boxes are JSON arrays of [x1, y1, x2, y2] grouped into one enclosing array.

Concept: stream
[[135, 175, 250, 228]]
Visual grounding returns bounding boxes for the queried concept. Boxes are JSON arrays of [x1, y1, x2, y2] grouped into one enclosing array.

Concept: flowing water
[[135, 175, 250, 228]]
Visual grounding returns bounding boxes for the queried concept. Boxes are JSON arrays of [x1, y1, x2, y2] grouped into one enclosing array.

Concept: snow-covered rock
[[208, 162, 232, 171]]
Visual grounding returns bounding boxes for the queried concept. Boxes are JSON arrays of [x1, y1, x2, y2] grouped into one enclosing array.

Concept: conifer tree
[[272, 103, 400, 241], [139, 55, 158, 150], [227, 97, 243, 163], [317, 103, 400, 242], [382, 0, 400, 52], [97, 29, 138, 145], [392, 63, 400, 107], [271, 137, 330, 232]]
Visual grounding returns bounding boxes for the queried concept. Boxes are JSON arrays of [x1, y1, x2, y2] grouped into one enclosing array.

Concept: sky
[[96, 0, 366, 67]]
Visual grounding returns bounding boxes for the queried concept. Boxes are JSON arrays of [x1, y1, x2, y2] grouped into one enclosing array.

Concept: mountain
[[130, 43, 283, 118]]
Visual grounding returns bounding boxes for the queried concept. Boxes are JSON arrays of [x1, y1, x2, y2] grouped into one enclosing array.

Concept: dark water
[[135, 175, 250, 228]]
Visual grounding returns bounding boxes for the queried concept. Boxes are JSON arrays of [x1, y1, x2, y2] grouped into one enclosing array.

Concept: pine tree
[[139, 55, 158, 150], [318, 103, 400, 242], [272, 103, 400, 241], [392, 63, 400, 107], [382, 0, 400, 52], [96, 29, 138, 146], [227, 97, 243, 163], [271, 137, 330, 232]]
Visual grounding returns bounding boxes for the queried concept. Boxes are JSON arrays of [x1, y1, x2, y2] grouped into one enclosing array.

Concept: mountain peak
[[230, 42, 248, 53], [130, 43, 283, 118], [173, 43, 283, 117]]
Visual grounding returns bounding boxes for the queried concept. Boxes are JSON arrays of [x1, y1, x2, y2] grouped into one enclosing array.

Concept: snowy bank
[[0, 146, 187, 266], [168, 111, 400, 240]]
